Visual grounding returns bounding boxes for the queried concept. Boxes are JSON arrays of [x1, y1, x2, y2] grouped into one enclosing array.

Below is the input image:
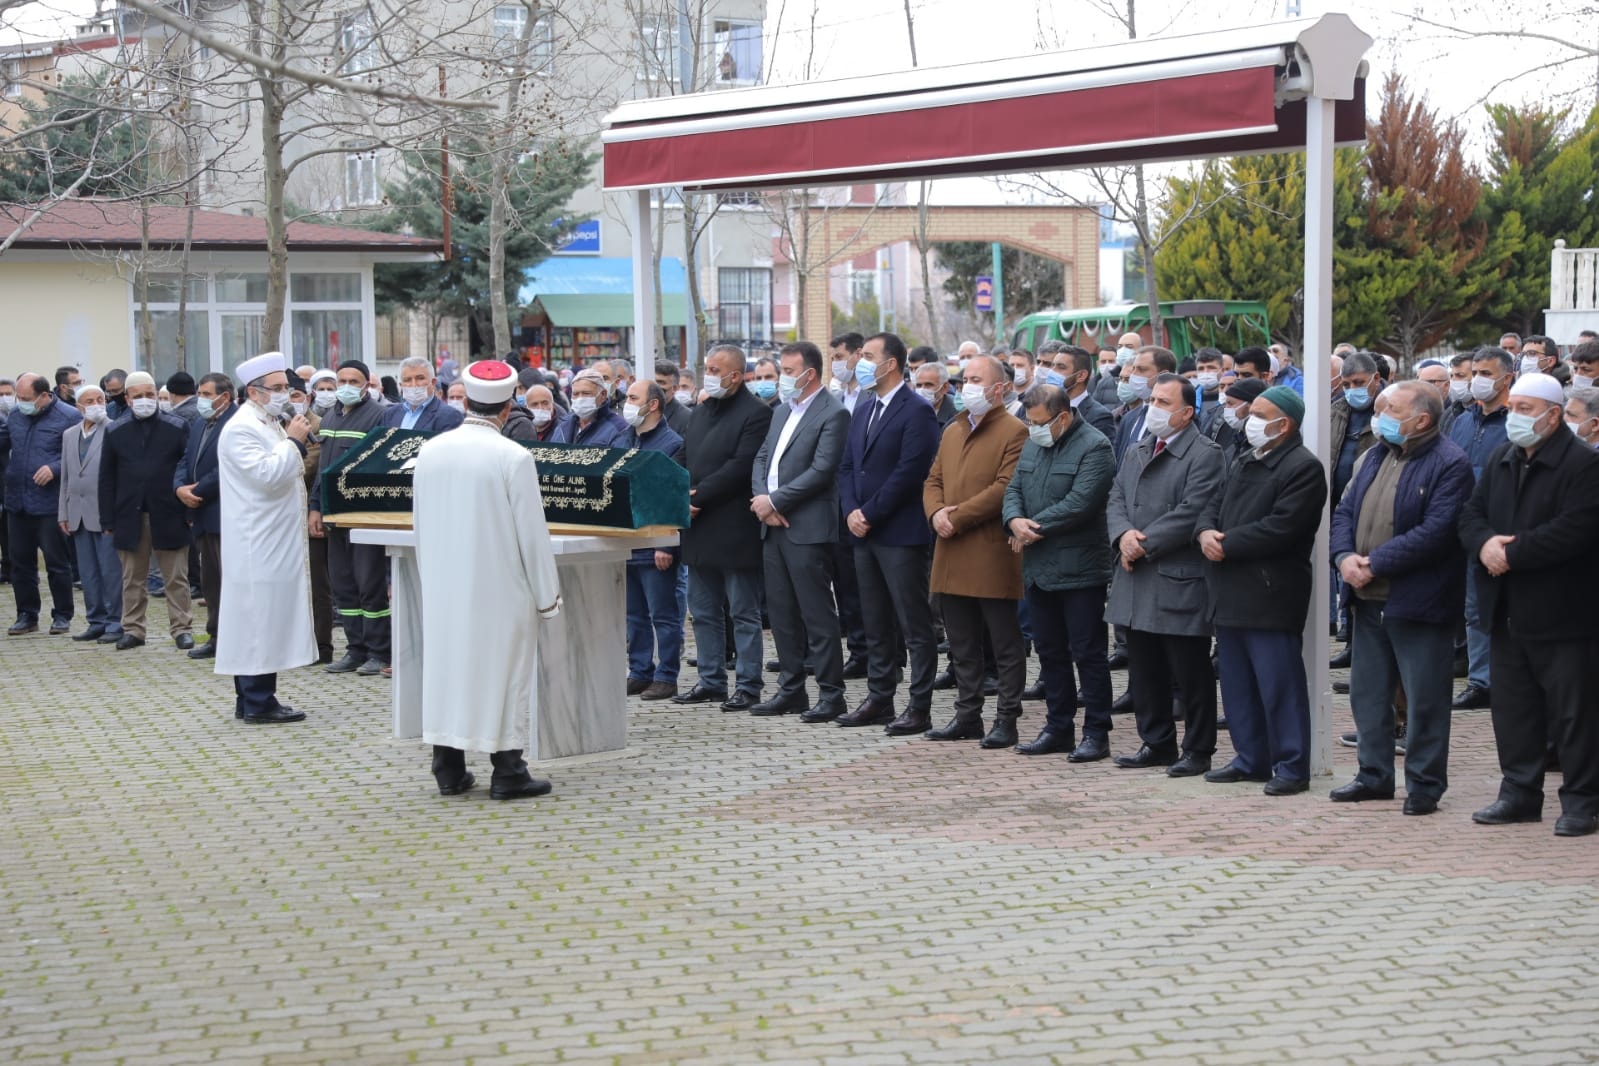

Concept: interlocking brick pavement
[[4, 589, 1599, 1065]]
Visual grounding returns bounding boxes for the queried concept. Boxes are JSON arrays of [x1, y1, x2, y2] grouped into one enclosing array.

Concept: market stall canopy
[[522, 257, 689, 327]]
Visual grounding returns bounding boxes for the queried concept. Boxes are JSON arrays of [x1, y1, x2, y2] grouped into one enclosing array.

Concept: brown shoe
[[627, 677, 651, 696], [639, 681, 677, 701], [837, 695, 895, 727]]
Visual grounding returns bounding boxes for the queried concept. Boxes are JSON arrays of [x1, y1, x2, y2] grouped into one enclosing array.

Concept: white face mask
[[131, 397, 159, 419], [622, 403, 645, 428], [260, 390, 291, 417], [961, 382, 991, 419], [367, 386, 382, 402], [1012, 368, 1029, 388], [83, 404, 107, 424], [402, 385, 430, 407], [1470, 375, 1499, 403], [1448, 379, 1472, 403], [1520, 355, 1543, 376], [1026, 420, 1056, 448], [1221, 404, 1245, 430], [1244, 414, 1278, 449], [674, 389, 694, 406], [1196, 372, 1220, 390], [530, 408, 553, 426], [1574, 374, 1595, 391], [830, 359, 850, 383], [914, 387, 939, 405], [157, 399, 173, 414], [313, 390, 338, 409], [447, 399, 465, 413], [0, 395, 13, 415], [287, 400, 306, 418], [1127, 374, 1152, 400], [1143, 405, 1175, 439], [1116, 346, 1137, 366], [570, 396, 598, 419], [702, 374, 726, 399]]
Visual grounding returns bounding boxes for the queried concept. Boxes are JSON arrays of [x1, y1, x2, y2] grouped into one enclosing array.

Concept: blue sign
[[555, 218, 601, 256], [975, 275, 994, 313]]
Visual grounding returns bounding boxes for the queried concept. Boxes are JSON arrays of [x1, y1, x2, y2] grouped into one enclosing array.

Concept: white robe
[[413, 421, 561, 753], [213, 402, 318, 677]]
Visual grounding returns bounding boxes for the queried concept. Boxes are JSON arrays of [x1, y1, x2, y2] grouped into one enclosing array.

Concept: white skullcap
[[74, 383, 103, 401], [1510, 372, 1565, 406], [461, 359, 517, 403], [235, 351, 288, 385], [124, 371, 155, 389], [308, 369, 337, 387]]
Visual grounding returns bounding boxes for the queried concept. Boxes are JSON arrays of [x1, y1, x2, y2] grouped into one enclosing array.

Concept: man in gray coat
[[57, 384, 122, 642], [1105, 373, 1226, 775], [748, 341, 852, 721]]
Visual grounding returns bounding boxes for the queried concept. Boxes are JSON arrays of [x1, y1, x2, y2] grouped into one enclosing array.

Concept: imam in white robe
[[412, 421, 561, 753], [213, 402, 318, 677]]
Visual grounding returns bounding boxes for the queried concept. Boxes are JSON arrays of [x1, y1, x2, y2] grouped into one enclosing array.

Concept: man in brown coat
[[923, 355, 1029, 748]]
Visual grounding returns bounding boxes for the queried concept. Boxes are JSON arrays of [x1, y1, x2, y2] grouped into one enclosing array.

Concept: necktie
[[866, 399, 884, 440], [1153, 438, 1166, 457]]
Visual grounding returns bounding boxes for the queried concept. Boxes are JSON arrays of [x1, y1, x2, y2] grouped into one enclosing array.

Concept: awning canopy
[[602, 15, 1370, 192], [521, 256, 688, 328]]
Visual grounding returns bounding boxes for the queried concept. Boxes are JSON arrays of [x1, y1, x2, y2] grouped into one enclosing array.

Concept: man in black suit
[[838, 332, 944, 733], [1039, 342, 1115, 441], [175, 373, 238, 659], [748, 341, 852, 720], [673, 344, 774, 712]]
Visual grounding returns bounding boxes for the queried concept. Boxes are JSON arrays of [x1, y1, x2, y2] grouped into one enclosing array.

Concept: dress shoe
[[356, 658, 387, 676], [1216, 716, 1229, 730], [1472, 799, 1541, 825], [924, 717, 984, 741], [1334, 621, 1350, 643], [1263, 776, 1309, 796], [980, 718, 1019, 749], [1403, 794, 1439, 816], [1330, 780, 1393, 803], [840, 656, 868, 680], [1329, 645, 1351, 669], [150, 586, 166, 599], [1067, 735, 1111, 763], [1205, 762, 1268, 783], [931, 668, 956, 690], [766, 658, 780, 672], [801, 701, 847, 723], [1016, 729, 1074, 756], [174, 633, 195, 651], [884, 709, 931, 735], [187, 642, 216, 660], [97, 630, 123, 644], [438, 772, 477, 796], [671, 683, 728, 705], [47, 618, 70, 635], [1452, 650, 1469, 678], [1332, 680, 1350, 695], [1167, 753, 1211, 778], [685, 655, 698, 667], [720, 691, 759, 712], [1021, 680, 1046, 700], [1106, 650, 1129, 670], [639, 681, 677, 701], [115, 634, 145, 650], [627, 677, 650, 696], [1114, 744, 1177, 769], [490, 775, 553, 800], [1111, 690, 1134, 715], [1452, 684, 1491, 710], [1554, 813, 1599, 837], [837, 696, 894, 727], [326, 652, 363, 673], [749, 693, 807, 717], [981, 675, 999, 697], [72, 626, 106, 642], [936, 639, 949, 654], [242, 706, 306, 724], [9, 617, 38, 636]]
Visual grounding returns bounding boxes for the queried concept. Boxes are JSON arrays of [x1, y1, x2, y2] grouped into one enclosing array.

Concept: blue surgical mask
[[751, 379, 778, 400], [854, 359, 880, 392], [196, 396, 216, 419], [1036, 369, 1064, 388], [1344, 386, 1372, 410], [951, 389, 966, 413], [1116, 381, 1140, 406], [513, 394, 526, 406], [335, 384, 363, 406], [17, 400, 38, 416], [1376, 411, 1407, 446], [1505, 411, 1547, 449]]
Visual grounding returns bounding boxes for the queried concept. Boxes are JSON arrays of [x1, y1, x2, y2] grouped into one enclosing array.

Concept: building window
[[715, 190, 762, 209], [638, 16, 676, 82], [717, 267, 772, 342], [711, 19, 761, 85], [2, 59, 24, 99], [339, 10, 377, 77], [344, 145, 379, 206]]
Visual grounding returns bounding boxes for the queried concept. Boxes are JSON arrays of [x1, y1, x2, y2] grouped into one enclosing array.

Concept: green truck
[[1010, 300, 1271, 359]]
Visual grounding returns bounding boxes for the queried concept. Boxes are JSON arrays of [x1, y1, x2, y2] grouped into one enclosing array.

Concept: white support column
[[1302, 96, 1336, 776], [631, 189, 657, 366]]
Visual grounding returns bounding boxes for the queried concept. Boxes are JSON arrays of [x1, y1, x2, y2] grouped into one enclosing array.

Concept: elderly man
[[519, 384, 564, 442], [1199, 386, 1328, 795], [923, 355, 1029, 747], [673, 344, 773, 710], [175, 373, 239, 659], [1207, 376, 1266, 460], [1002, 383, 1116, 758], [1498, 332, 1522, 356], [1460, 373, 1599, 835], [1105, 374, 1226, 773], [553, 369, 629, 447], [618, 381, 686, 701], [749, 341, 851, 720], [1414, 359, 1450, 401], [57, 384, 121, 643], [383, 356, 464, 433], [913, 361, 958, 426], [1330, 381, 1474, 815], [1270, 342, 1304, 395], [1, 373, 79, 634], [1565, 385, 1599, 447]]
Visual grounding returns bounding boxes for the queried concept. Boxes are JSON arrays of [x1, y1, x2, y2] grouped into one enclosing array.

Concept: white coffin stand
[[352, 528, 678, 761]]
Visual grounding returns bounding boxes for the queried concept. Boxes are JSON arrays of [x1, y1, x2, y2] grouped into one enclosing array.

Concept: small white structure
[[1547, 239, 1599, 346]]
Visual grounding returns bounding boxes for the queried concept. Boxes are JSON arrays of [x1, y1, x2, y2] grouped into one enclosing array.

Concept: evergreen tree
[[0, 73, 160, 203], [934, 241, 1064, 340]]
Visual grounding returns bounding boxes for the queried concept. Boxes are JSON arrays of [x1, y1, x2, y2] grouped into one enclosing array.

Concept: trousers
[[1489, 628, 1599, 818], [8, 510, 73, 623], [233, 672, 281, 718], [1126, 628, 1216, 756], [687, 564, 763, 696], [941, 593, 1025, 723], [71, 527, 122, 632], [197, 532, 222, 642], [119, 515, 192, 640], [855, 540, 937, 711], [627, 558, 684, 684], [326, 526, 391, 663], [1348, 599, 1453, 800], [1026, 583, 1113, 740], [1215, 625, 1309, 781]]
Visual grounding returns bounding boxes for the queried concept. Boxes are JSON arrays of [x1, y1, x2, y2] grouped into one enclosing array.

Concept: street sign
[[555, 218, 602, 256], [975, 275, 993, 313]]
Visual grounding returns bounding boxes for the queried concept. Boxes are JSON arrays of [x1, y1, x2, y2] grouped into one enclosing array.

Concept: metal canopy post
[[1302, 96, 1336, 776], [630, 189, 657, 366]]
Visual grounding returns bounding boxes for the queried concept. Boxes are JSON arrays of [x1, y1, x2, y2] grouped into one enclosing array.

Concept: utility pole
[[991, 241, 1004, 345], [677, 0, 700, 367]]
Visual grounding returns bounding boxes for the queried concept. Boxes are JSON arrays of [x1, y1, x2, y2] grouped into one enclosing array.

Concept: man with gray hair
[[382, 356, 463, 433], [553, 369, 629, 447], [1564, 386, 1599, 448], [0, 376, 13, 583], [913, 361, 958, 426]]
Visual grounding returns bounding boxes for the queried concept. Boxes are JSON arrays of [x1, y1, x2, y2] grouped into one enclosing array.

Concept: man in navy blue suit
[[837, 331, 943, 734], [383, 357, 465, 434], [175, 372, 239, 658]]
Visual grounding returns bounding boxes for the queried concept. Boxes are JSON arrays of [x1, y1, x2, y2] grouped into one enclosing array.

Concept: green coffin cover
[[321, 427, 690, 529]]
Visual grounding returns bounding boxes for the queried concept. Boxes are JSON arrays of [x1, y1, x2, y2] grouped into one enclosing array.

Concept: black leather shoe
[[1334, 622, 1350, 643], [115, 634, 145, 650], [981, 675, 999, 697], [925, 717, 984, 741], [720, 691, 759, 712], [1067, 735, 1111, 763], [1204, 762, 1268, 783], [884, 709, 931, 735], [626, 677, 650, 695], [48, 619, 71, 635], [1403, 794, 1439, 816], [72, 626, 106, 642], [1330, 780, 1394, 803], [837, 696, 894, 727], [1452, 651, 1468, 679], [1016, 730, 1074, 756], [242, 706, 307, 724], [1332, 680, 1350, 695], [490, 776, 553, 800], [7, 618, 37, 636], [1106, 650, 1129, 670], [765, 659, 781, 672], [1114, 744, 1177, 769], [801, 701, 847, 724], [840, 657, 868, 680], [671, 683, 728, 705], [1472, 799, 1541, 825], [1329, 645, 1351, 669], [1111, 690, 1135, 715], [980, 719, 1019, 749], [1167, 753, 1211, 778], [1555, 813, 1599, 837], [1263, 776, 1309, 796], [1452, 684, 1491, 710], [188, 642, 216, 659], [749, 693, 807, 717], [438, 772, 477, 796], [174, 634, 196, 651], [1021, 681, 1046, 700], [97, 630, 123, 644], [931, 669, 956, 690], [325, 652, 362, 674]]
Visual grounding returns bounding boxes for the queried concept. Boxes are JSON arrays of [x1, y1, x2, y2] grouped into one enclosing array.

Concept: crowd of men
[[5, 323, 1599, 829]]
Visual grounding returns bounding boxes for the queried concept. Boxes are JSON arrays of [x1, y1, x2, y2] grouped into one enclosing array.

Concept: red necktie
[[1153, 438, 1166, 457]]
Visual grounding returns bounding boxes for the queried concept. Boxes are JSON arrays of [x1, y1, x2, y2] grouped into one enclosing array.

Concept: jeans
[[687, 565, 763, 696], [1463, 562, 1491, 689], [626, 559, 683, 684], [1348, 599, 1453, 800], [71, 528, 123, 632], [1024, 583, 1113, 740]]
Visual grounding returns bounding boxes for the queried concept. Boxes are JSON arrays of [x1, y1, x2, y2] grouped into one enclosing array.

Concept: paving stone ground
[[4, 589, 1599, 1065]]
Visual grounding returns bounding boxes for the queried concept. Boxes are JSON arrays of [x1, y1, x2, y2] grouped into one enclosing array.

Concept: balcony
[[1549, 239, 1599, 345]]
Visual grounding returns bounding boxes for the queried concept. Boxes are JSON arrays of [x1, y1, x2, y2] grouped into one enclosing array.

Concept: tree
[[0, 74, 157, 202], [934, 242, 1063, 343]]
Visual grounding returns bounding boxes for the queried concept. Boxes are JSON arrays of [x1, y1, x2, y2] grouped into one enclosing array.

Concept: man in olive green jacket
[[1001, 383, 1117, 761]]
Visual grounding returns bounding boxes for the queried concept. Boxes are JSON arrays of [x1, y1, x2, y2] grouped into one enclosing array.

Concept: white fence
[[1551, 240, 1599, 311]]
